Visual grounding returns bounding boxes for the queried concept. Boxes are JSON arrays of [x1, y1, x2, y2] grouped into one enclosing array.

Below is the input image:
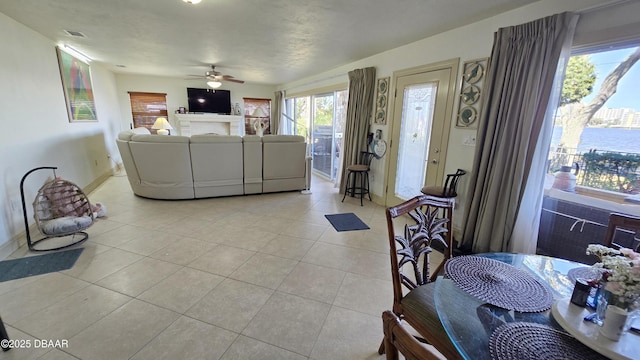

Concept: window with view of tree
[[128, 92, 168, 133], [539, 43, 640, 263], [549, 45, 640, 196]]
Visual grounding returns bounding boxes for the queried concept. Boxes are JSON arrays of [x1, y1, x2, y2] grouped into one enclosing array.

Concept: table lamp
[[152, 117, 173, 135]]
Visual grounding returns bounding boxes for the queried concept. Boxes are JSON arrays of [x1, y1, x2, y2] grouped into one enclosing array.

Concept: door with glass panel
[[385, 63, 456, 206]]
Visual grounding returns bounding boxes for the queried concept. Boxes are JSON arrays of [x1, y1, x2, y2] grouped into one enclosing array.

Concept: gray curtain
[[339, 67, 376, 194], [272, 90, 284, 135], [461, 12, 579, 253]]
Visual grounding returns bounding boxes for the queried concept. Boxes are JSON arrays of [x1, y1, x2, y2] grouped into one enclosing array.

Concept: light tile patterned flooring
[[0, 174, 398, 360]]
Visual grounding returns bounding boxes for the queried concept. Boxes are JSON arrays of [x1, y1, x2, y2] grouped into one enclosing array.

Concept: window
[[547, 45, 640, 198], [538, 43, 640, 263], [243, 98, 271, 135], [128, 92, 168, 133]]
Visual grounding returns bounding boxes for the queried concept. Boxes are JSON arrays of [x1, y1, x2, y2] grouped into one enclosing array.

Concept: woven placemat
[[445, 256, 553, 312], [489, 322, 609, 360], [566, 267, 604, 285]]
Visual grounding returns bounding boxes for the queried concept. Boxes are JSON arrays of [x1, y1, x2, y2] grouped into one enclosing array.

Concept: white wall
[[114, 74, 276, 137], [278, 0, 639, 234], [0, 12, 122, 257]]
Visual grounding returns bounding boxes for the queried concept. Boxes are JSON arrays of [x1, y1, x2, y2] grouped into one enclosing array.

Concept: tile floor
[[0, 174, 400, 360]]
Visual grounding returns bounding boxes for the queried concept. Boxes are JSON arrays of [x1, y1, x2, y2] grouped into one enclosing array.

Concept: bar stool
[[421, 169, 466, 198], [342, 151, 376, 206]]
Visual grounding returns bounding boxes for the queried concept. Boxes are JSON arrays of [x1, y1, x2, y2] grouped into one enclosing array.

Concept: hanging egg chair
[[20, 167, 93, 251]]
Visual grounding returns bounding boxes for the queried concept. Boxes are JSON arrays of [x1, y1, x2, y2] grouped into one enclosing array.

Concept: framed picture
[[456, 58, 488, 128], [374, 77, 390, 125], [56, 46, 97, 122]]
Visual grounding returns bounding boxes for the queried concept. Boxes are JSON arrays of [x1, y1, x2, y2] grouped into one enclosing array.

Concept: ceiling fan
[[187, 65, 245, 88]]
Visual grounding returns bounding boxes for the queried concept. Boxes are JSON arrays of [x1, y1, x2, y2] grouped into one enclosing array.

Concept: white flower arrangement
[[586, 244, 640, 305]]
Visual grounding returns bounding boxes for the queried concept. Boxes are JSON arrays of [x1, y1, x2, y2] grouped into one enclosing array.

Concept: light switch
[[463, 135, 476, 146]]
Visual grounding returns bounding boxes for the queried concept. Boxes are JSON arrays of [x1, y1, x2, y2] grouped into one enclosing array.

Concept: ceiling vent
[[64, 30, 86, 38]]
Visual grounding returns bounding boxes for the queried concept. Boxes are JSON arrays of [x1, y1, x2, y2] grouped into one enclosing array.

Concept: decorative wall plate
[[376, 108, 386, 123], [378, 78, 388, 94], [377, 94, 387, 109], [461, 85, 480, 105], [464, 62, 484, 84], [458, 106, 477, 126]]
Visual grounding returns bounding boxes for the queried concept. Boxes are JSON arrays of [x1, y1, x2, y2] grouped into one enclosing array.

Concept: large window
[[285, 89, 347, 181], [547, 45, 640, 197], [539, 43, 640, 263]]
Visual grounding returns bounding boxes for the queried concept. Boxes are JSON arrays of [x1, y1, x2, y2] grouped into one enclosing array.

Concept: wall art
[[456, 58, 488, 128], [374, 77, 390, 125], [56, 46, 97, 122]]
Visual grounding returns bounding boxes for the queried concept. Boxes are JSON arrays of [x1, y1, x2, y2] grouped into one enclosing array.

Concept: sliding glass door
[[285, 89, 347, 181]]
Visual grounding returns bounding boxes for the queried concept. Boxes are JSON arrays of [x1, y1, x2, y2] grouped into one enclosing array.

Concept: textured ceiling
[[0, 0, 539, 85]]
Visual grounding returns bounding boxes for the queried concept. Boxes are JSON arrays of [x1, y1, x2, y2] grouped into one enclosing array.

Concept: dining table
[[403, 252, 639, 360]]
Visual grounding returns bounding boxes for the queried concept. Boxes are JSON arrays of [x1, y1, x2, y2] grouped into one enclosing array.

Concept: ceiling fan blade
[[222, 75, 245, 83]]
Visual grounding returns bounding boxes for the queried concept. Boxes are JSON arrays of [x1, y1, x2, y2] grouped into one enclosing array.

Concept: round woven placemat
[[489, 322, 609, 360], [566, 267, 604, 285], [445, 256, 553, 312]]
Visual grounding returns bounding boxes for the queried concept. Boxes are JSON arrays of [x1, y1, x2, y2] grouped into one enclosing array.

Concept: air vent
[[64, 30, 86, 38]]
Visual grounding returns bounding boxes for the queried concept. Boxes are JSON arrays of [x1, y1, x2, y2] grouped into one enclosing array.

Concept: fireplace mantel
[[174, 113, 242, 136]]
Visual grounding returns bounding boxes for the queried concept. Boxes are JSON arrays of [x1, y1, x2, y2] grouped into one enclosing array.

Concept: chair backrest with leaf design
[[386, 195, 454, 314]]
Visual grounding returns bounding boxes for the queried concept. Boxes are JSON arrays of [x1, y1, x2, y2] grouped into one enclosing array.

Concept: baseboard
[[84, 169, 115, 195], [0, 238, 19, 260]]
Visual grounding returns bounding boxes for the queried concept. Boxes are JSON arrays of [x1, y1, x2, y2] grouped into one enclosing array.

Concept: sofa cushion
[[262, 135, 305, 143], [131, 134, 190, 143], [191, 134, 242, 143]]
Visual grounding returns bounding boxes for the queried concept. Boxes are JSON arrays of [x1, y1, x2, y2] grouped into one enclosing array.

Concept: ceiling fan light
[[207, 81, 222, 89], [183, 0, 202, 4]]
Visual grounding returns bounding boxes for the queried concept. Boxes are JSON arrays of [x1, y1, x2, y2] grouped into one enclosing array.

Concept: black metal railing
[[548, 147, 640, 194]]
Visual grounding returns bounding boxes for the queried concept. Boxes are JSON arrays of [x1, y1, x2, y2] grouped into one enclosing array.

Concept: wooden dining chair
[[604, 213, 640, 252], [382, 310, 446, 360], [378, 194, 457, 358]]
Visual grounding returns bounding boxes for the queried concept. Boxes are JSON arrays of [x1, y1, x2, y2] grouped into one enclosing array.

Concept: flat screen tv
[[187, 88, 231, 114]]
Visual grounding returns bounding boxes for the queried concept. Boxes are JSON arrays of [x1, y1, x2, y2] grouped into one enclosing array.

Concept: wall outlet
[[463, 136, 476, 146]]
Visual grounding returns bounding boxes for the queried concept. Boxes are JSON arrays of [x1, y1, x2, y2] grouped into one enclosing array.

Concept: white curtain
[[510, 34, 576, 253]]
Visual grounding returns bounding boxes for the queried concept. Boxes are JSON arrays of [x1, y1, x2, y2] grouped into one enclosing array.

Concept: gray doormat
[[0, 248, 84, 282], [325, 213, 370, 232]]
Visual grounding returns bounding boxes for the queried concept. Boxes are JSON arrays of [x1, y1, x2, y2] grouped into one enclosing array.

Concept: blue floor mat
[[0, 248, 84, 282]]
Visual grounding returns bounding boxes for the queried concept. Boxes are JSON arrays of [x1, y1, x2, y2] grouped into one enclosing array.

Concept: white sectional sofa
[[116, 130, 308, 200]]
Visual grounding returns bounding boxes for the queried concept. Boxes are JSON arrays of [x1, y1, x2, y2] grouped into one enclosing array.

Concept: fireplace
[[173, 114, 243, 136]]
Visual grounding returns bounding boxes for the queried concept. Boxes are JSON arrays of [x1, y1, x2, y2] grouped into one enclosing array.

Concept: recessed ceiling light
[[183, 0, 202, 4]]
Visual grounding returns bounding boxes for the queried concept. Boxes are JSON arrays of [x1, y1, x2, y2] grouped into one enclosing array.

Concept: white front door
[[385, 60, 458, 206]]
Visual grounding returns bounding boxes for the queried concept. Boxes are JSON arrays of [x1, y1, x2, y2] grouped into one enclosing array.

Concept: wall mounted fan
[[187, 65, 245, 88]]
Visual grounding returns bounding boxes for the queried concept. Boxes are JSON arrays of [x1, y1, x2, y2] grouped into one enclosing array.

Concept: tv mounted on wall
[[187, 88, 231, 114]]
